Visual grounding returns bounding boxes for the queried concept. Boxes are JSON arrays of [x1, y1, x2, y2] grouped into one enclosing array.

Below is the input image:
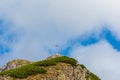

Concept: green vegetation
[[0, 56, 77, 79], [86, 73, 100, 80], [33, 56, 77, 66], [53, 56, 77, 66], [80, 64, 86, 69], [0, 65, 46, 78], [33, 59, 57, 66]]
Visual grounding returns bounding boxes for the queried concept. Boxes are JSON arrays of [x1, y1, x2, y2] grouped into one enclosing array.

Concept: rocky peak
[[0, 54, 100, 80], [46, 53, 62, 60]]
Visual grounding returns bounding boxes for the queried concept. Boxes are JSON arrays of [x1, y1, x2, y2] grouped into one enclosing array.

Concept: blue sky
[[0, 0, 120, 80], [49, 27, 120, 56], [0, 20, 17, 55]]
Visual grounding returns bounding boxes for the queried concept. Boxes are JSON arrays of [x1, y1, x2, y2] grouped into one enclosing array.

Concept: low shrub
[[52, 56, 77, 66], [33, 56, 77, 66], [0, 65, 47, 78], [33, 60, 57, 66], [80, 64, 86, 69]]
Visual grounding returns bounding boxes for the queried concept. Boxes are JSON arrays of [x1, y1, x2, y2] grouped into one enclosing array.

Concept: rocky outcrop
[[46, 53, 61, 60], [0, 59, 31, 72], [0, 54, 100, 80]]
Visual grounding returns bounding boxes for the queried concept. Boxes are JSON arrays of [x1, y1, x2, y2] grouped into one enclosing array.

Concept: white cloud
[[70, 40, 120, 80]]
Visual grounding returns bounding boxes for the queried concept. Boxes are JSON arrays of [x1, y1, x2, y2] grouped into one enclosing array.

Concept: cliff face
[[0, 54, 100, 80]]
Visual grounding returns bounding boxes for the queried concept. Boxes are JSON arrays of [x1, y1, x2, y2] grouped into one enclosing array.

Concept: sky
[[0, 0, 120, 80]]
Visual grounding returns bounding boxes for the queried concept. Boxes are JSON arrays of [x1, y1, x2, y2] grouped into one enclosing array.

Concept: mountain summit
[[0, 54, 100, 80]]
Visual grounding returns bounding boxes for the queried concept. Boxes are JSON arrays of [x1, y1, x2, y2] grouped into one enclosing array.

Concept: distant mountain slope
[[0, 54, 100, 80]]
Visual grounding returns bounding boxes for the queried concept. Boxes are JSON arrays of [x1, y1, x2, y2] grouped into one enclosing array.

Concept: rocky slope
[[0, 54, 100, 80]]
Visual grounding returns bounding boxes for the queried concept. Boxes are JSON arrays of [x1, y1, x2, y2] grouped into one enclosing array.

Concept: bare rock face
[[0, 59, 31, 72], [22, 63, 90, 80]]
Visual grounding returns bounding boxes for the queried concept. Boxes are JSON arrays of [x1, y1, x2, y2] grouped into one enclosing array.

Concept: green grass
[[0, 56, 78, 79]]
